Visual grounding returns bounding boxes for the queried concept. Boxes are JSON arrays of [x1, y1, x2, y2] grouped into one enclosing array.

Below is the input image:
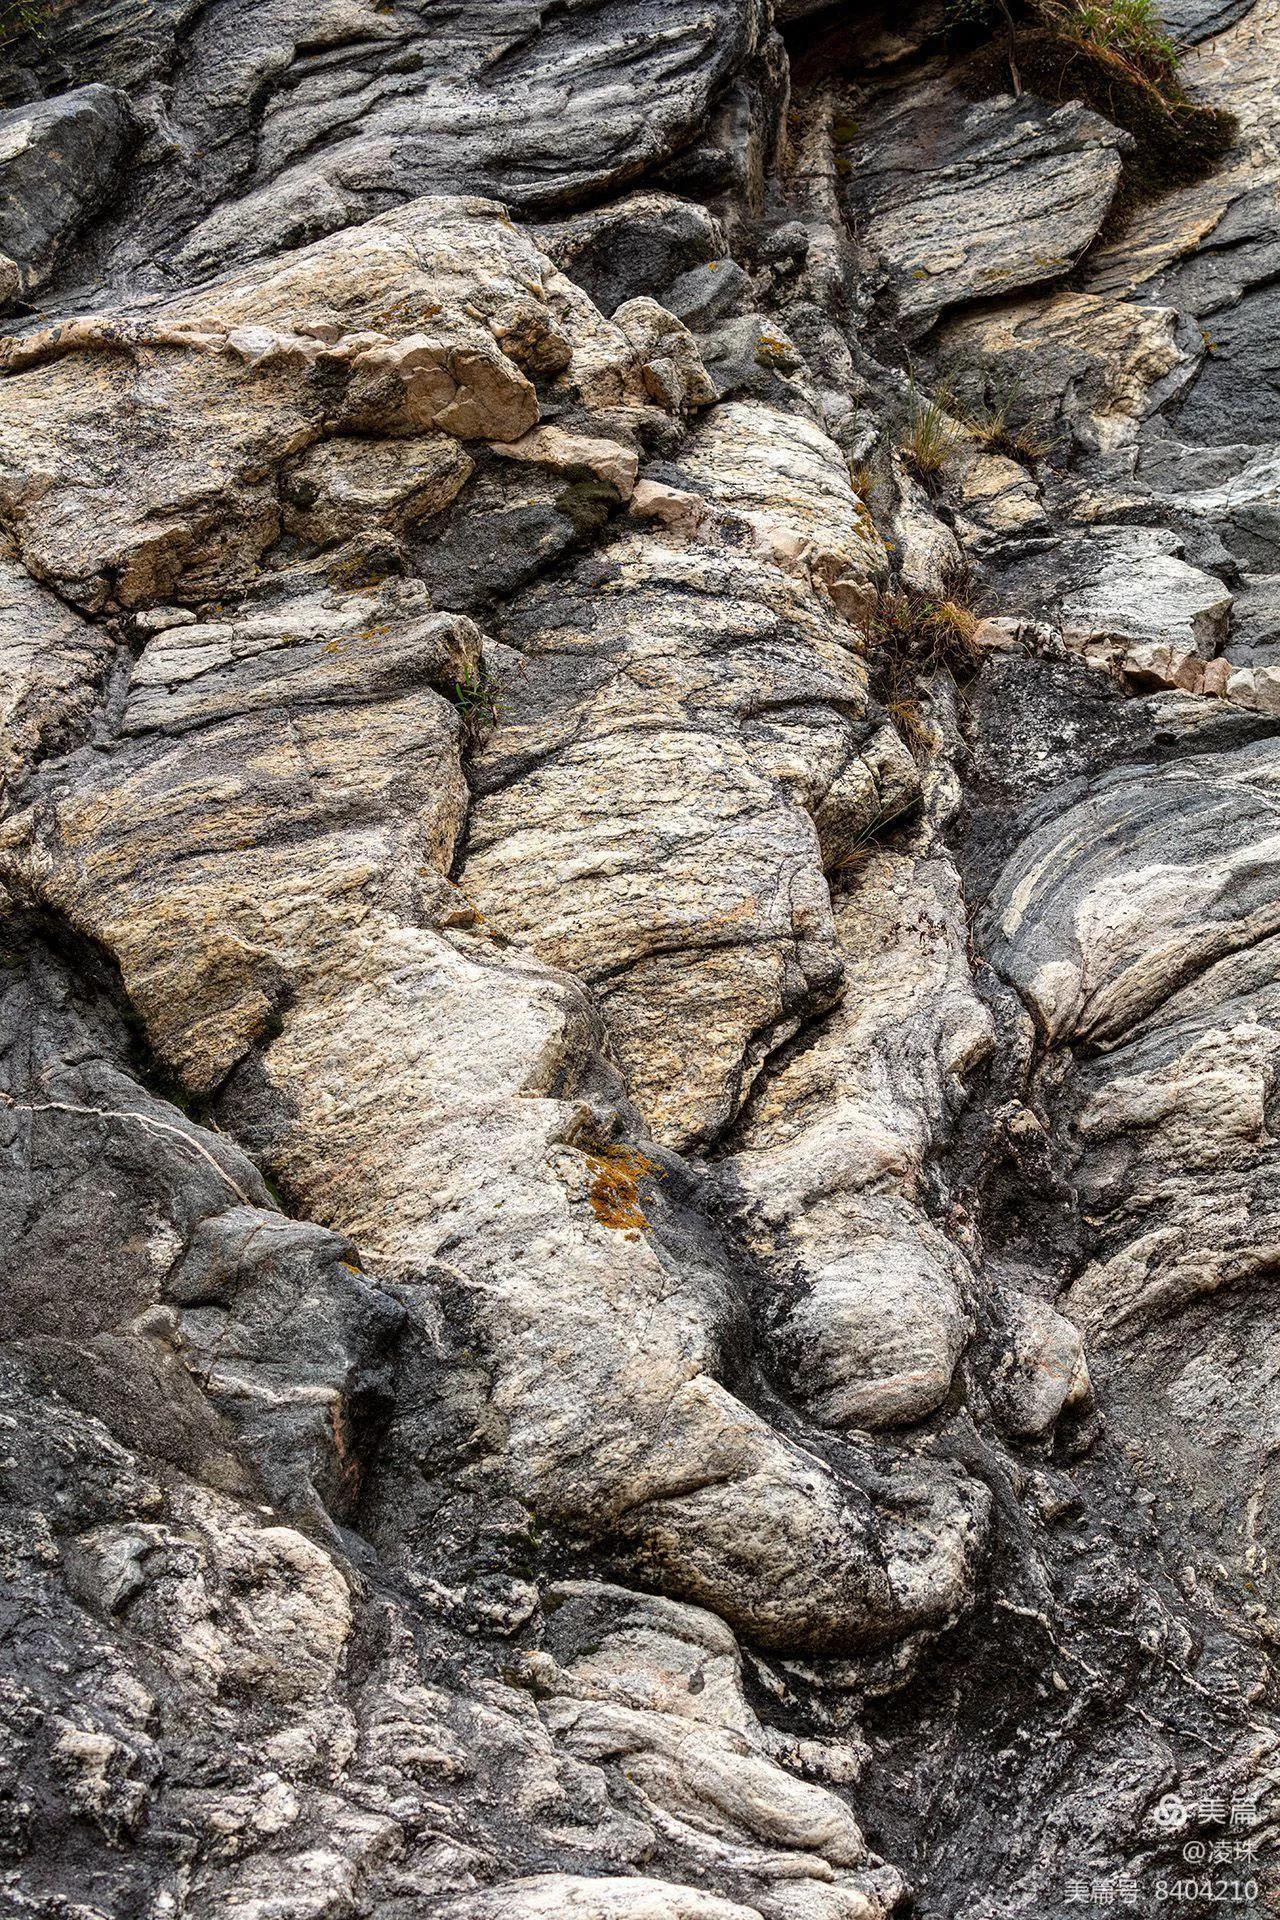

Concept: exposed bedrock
[[0, 195, 990, 1675], [465, 396, 896, 1150], [4, 0, 1280, 1916], [0, 83, 135, 308], [982, 730, 1280, 1607], [847, 72, 1130, 333], [2, 0, 777, 291]]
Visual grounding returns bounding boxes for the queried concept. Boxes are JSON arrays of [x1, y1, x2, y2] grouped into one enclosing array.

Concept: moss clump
[[584, 1145, 664, 1232], [554, 478, 622, 538]]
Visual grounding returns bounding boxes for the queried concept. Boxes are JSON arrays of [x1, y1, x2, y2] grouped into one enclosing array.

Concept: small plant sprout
[[833, 790, 922, 879], [452, 658, 504, 750]]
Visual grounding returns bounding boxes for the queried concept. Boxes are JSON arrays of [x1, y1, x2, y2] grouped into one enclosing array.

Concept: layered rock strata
[[2, 3, 1278, 1918]]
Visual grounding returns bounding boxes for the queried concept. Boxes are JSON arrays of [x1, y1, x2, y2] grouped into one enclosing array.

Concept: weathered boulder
[[982, 1288, 1091, 1442], [0, 211, 984, 1659], [849, 74, 1129, 331], [727, 851, 992, 1434], [0, 195, 677, 611], [0, 85, 134, 304], [935, 291, 1201, 453]]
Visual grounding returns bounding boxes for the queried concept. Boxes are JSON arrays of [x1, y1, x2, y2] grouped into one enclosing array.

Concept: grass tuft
[[1035, 0, 1183, 99], [862, 569, 985, 729], [948, 0, 1184, 95], [452, 659, 504, 751], [898, 386, 964, 490], [961, 0, 1238, 208], [955, 394, 1055, 464], [832, 791, 921, 879], [849, 458, 877, 502]]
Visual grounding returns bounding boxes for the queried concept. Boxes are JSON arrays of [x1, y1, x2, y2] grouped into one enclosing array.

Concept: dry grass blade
[[952, 394, 1055, 463], [861, 571, 985, 727], [898, 386, 964, 489]]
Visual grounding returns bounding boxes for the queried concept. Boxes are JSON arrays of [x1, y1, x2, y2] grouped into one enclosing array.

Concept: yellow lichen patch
[[585, 1145, 664, 1231]]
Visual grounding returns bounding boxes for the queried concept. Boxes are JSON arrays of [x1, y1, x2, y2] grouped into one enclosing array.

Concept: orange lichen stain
[[585, 1145, 664, 1231]]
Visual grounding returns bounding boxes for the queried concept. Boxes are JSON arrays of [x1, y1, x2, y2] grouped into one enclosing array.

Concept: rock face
[[847, 73, 1130, 331], [0, 84, 134, 306], [2, 4, 1279, 1919]]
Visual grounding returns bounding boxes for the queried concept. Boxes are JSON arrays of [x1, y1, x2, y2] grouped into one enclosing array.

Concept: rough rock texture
[[847, 73, 1130, 332], [3, 4, 1280, 1919], [0, 83, 134, 307]]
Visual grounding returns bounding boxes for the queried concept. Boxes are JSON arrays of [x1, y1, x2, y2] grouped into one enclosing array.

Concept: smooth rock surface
[[0, 84, 133, 301]]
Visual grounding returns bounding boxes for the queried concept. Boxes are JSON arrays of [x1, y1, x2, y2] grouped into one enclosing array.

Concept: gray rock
[[996, 526, 1233, 657], [1158, 0, 1258, 42], [537, 193, 728, 319], [4, 0, 1280, 1915], [24, 1, 763, 289], [0, 84, 134, 302], [980, 731, 1280, 1609], [0, 552, 114, 792], [1162, 446, 1280, 572], [1220, 571, 1280, 667], [850, 73, 1129, 331]]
